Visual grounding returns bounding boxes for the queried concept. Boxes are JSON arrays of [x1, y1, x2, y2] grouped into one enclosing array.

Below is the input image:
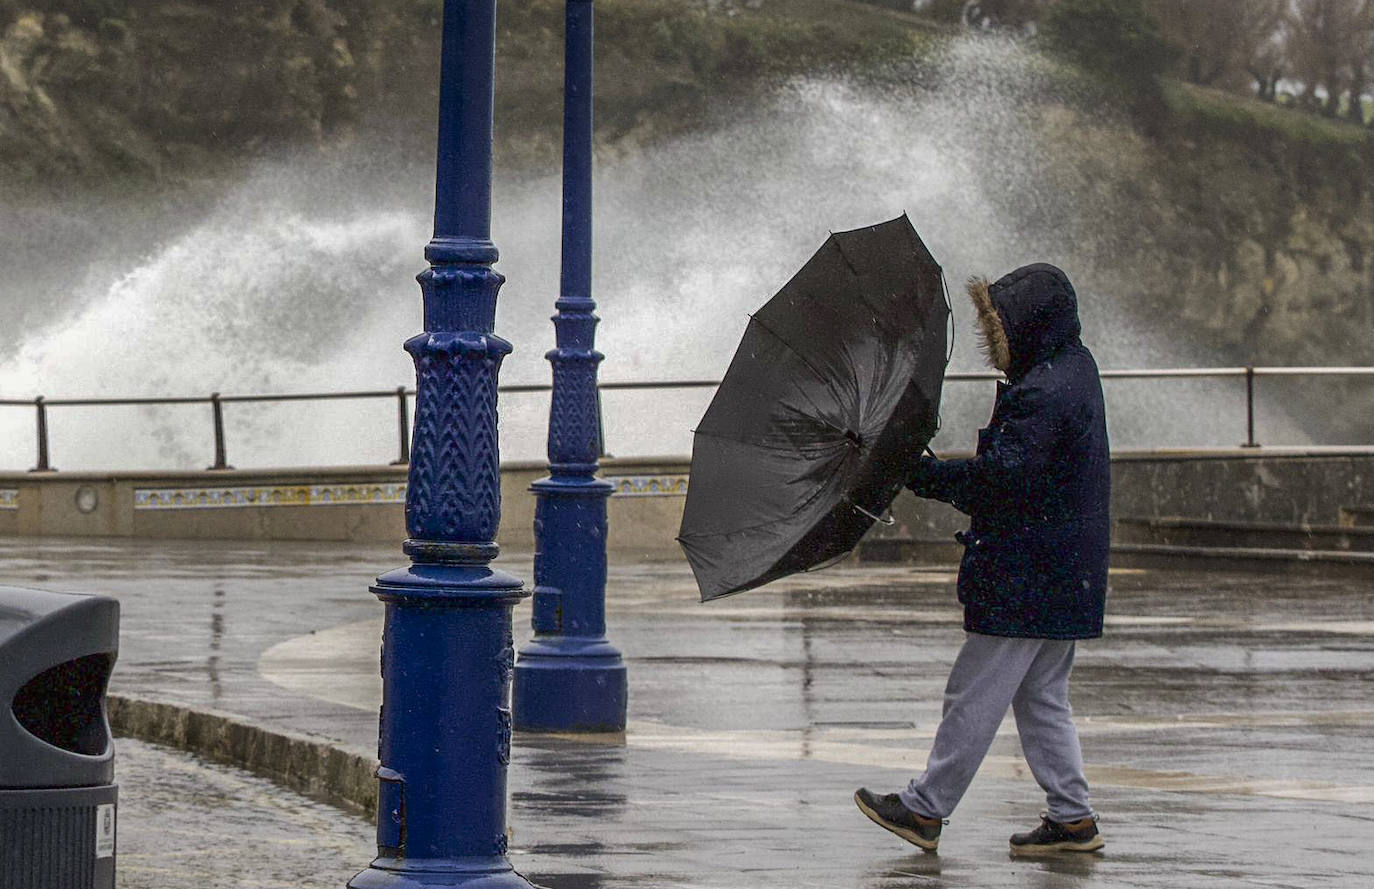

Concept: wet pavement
[[2, 536, 1373, 887], [113, 737, 372, 889]]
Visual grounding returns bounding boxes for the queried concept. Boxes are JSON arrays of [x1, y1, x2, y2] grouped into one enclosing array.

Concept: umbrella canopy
[[678, 214, 950, 601]]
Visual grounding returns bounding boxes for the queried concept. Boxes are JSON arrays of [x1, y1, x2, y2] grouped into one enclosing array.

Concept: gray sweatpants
[[899, 632, 1093, 823]]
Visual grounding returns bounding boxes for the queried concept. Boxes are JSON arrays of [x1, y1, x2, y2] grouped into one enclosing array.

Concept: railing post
[[1242, 367, 1259, 448], [390, 386, 412, 466], [29, 396, 53, 472], [208, 393, 233, 470]]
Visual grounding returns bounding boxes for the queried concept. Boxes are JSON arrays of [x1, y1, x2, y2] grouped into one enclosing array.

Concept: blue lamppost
[[512, 0, 628, 734], [348, 1, 533, 887]]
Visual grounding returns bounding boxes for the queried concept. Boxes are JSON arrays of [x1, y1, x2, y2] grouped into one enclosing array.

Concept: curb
[[107, 693, 378, 821]]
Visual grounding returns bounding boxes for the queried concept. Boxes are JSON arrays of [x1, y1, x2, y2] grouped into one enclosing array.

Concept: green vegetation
[[2, 0, 1370, 187], [1166, 81, 1374, 150], [1039, 0, 1176, 122], [4, 0, 1371, 423], [486, 0, 921, 165], [0, 0, 924, 185], [1040, 0, 1175, 83], [597, 0, 919, 72]]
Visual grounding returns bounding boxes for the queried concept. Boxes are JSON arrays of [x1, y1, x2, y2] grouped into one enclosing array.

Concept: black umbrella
[[678, 214, 950, 601]]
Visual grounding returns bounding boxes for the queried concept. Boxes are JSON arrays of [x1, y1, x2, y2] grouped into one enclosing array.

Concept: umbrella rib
[[784, 442, 859, 518], [748, 313, 830, 387], [677, 497, 826, 539], [691, 426, 848, 458], [829, 230, 861, 277], [679, 440, 854, 541], [776, 401, 854, 449], [832, 233, 925, 336], [747, 314, 850, 435]]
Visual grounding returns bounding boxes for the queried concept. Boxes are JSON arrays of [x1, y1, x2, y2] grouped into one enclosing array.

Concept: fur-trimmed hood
[[967, 276, 1009, 373], [968, 263, 1081, 380]]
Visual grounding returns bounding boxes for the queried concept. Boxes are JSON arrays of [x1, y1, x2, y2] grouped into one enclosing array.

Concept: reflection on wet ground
[[114, 737, 372, 889], [3, 537, 1372, 887]]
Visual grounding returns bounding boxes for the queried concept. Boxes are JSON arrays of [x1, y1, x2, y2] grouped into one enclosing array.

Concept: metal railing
[[3, 367, 1372, 472], [1, 386, 421, 472], [946, 366, 1374, 449], [0, 379, 721, 472]]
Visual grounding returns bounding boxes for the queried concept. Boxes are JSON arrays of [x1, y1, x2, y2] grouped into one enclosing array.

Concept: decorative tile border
[[134, 483, 407, 510], [0, 488, 17, 510], [604, 474, 689, 498]]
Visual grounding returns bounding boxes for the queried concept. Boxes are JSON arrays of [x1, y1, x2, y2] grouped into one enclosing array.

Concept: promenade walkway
[[2, 536, 1371, 888]]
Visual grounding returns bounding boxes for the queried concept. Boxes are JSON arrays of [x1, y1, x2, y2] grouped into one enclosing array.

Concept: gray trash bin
[[0, 585, 120, 889]]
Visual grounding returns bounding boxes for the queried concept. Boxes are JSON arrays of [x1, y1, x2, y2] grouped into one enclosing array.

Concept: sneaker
[[853, 788, 943, 852], [1009, 812, 1104, 856]]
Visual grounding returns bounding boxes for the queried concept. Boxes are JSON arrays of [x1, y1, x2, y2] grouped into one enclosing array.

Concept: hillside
[[3, 1, 1373, 443], [0, 0, 922, 187], [1013, 78, 1374, 440]]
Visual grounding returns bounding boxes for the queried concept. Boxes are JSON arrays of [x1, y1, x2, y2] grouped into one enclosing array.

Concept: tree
[[1246, 17, 1288, 102], [1285, 0, 1374, 118], [1146, 0, 1285, 94], [1345, 2, 1374, 124], [1040, 0, 1177, 116]]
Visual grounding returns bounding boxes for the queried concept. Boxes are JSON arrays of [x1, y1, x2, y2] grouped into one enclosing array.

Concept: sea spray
[[0, 38, 1306, 470]]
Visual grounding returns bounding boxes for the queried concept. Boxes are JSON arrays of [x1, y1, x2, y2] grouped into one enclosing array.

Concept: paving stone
[[2, 537, 1372, 887]]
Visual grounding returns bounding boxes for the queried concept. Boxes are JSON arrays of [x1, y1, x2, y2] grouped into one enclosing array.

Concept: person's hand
[[906, 453, 940, 496]]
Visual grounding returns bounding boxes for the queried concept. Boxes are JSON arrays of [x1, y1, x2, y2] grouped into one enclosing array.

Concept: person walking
[[854, 263, 1110, 856]]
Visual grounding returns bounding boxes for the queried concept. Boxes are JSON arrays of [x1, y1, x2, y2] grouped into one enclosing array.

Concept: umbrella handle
[[851, 502, 895, 526]]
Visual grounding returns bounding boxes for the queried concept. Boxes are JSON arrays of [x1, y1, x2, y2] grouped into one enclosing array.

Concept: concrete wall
[[4, 449, 1374, 558], [0, 466, 411, 543], [0, 457, 692, 557], [1110, 449, 1374, 525], [869, 447, 1374, 556]]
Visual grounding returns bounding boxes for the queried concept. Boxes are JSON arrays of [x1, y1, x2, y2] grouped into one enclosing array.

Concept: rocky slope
[[1012, 86, 1374, 440], [0, 0, 918, 186], [3, 2, 1372, 440]]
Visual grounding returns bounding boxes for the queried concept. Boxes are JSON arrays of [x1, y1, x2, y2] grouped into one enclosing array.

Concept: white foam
[[0, 39, 1308, 470]]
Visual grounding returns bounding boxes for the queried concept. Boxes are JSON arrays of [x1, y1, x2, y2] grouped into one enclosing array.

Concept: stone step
[[1115, 516, 1374, 553]]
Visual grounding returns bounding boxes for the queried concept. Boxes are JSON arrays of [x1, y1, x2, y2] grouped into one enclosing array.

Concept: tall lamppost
[[348, 1, 533, 887], [512, 0, 627, 733]]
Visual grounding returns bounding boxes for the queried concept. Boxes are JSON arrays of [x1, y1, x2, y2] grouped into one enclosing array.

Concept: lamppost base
[[512, 638, 627, 733], [348, 856, 538, 889]]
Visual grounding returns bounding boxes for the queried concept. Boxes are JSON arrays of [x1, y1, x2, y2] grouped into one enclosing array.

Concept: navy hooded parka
[[911, 263, 1110, 639]]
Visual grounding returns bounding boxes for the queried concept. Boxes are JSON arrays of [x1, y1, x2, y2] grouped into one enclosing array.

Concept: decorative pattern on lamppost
[[347, 1, 533, 887], [512, 0, 628, 734]]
